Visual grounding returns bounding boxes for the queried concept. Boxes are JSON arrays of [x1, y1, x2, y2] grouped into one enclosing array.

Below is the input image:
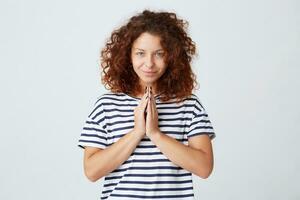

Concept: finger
[[152, 90, 158, 116], [146, 86, 151, 112], [146, 99, 150, 122], [149, 86, 152, 101], [147, 94, 151, 114], [139, 91, 147, 104], [153, 92, 157, 113], [150, 92, 155, 116], [143, 89, 148, 100], [139, 87, 149, 110], [141, 94, 149, 110], [143, 87, 147, 102]]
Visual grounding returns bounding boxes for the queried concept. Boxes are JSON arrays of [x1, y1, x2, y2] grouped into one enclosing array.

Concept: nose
[[145, 55, 154, 68]]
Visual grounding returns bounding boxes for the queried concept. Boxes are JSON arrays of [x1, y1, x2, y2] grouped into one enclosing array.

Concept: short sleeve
[[187, 95, 216, 140], [78, 97, 108, 149]]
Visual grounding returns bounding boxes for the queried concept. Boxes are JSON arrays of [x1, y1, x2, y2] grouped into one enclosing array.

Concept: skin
[[83, 32, 214, 182], [130, 32, 167, 97]]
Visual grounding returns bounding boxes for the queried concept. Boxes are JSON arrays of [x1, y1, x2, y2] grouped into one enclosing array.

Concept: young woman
[[78, 9, 216, 200]]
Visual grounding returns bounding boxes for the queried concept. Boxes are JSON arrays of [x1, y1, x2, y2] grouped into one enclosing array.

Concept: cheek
[[132, 59, 144, 69], [132, 61, 142, 73], [158, 62, 167, 71]]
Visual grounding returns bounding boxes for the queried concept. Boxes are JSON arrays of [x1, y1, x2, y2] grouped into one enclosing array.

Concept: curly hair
[[100, 9, 199, 102]]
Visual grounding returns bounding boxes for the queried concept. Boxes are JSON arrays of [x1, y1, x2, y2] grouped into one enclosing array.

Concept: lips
[[142, 71, 156, 76], [143, 70, 156, 73]]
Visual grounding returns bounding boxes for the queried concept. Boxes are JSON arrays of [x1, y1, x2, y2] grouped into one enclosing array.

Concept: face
[[131, 32, 167, 90]]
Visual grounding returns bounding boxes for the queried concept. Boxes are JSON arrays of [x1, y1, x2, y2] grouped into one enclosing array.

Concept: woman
[[78, 9, 216, 200]]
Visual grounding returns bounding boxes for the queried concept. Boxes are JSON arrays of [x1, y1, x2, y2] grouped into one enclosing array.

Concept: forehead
[[132, 32, 163, 50]]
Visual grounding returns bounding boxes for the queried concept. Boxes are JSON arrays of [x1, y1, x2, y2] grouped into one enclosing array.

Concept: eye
[[136, 52, 144, 56], [155, 52, 165, 58]]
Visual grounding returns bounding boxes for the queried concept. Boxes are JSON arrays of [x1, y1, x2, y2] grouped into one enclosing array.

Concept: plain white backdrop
[[0, 0, 299, 199]]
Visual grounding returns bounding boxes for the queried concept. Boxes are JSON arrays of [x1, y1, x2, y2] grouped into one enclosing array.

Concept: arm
[[149, 132, 214, 179], [146, 89, 213, 178], [146, 91, 214, 178], [83, 129, 144, 182], [83, 91, 149, 182]]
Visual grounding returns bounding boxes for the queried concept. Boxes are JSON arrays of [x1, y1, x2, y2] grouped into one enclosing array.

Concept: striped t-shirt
[[78, 92, 216, 200]]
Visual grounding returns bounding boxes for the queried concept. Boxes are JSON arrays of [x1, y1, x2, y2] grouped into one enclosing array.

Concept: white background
[[0, 0, 299, 199]]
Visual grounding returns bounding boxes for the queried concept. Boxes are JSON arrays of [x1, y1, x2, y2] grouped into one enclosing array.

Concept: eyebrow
[[134, 48, 164, 52]]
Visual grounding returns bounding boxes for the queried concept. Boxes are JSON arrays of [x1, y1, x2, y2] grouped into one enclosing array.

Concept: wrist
[[149, 130, 162, 143], [132, 128, 145, 139]]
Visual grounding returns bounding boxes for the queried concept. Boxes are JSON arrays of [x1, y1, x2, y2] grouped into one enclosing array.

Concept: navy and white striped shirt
[[78, 92, 215, 200]]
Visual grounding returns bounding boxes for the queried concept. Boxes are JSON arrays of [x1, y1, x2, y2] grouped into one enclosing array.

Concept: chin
[[141, 76, 158, 83], [141, 80, 156, 85]]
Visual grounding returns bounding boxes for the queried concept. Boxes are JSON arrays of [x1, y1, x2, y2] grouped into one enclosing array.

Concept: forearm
[[85, 129, 143, 181], [149, 131, 213, 178]]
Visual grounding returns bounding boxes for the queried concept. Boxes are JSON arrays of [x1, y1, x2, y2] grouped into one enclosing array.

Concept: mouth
[[142, 70, 157, 76]]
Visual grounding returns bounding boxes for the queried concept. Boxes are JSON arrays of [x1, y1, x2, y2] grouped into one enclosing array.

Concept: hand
[[133, 87, 148, 138], [146, 87, 161, 139]]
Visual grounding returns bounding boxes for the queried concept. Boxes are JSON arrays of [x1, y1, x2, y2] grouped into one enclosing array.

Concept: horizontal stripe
[[78, 139, 107, 147], [105, 171, 191, 180], [103, 179, 192, 188], [122, 159, 173, 164], [106, 117, 192, 126], [108, 193, 194, 199], [80, 133, 105, 139], [108, 124, 190, 134], [113, 180, 193, 185], [123, 173, 191, 177], [112, 166, 182, 173], [82, 127, 106, 134], [132, 152, 163, 155], [114, 186, 193, 191], [189, 119, 210, 127], [188, 126, 214, 134]]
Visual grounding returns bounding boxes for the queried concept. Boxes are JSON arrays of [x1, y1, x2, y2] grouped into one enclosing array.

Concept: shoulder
[[89, 92, 125, 118], [93, 92, 138, 108], [94, 92, 126, 103], [181, 93, 201, 103], [186, 93, 205, 110]]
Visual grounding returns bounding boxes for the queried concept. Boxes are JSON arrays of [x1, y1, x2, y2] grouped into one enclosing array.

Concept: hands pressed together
[[133, 86, 161, 139]]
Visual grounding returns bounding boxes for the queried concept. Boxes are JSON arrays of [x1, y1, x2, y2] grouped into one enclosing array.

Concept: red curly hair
[[100, 9, 199, 102]]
